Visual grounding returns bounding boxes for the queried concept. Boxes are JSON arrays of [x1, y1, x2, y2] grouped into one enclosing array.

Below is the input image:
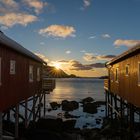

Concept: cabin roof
[[106, 44, 140, 66], [0, 31, 46, 64]]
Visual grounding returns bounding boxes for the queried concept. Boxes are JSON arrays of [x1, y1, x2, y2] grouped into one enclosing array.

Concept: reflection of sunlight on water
[[46, 78, 104, 103]]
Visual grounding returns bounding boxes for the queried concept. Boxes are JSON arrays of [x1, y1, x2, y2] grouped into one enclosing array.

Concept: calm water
[[46, 78, 105, 102], [45, 78, 105, 129]]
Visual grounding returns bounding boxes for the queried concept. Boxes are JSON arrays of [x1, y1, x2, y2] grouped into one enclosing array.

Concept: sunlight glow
[[53, 62, 61, 70]]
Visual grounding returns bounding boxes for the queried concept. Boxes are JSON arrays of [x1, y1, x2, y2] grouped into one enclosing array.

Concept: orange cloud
[[39, 25, 76, 38], [0, 13, 37, 27], [22, 0, 47, 14], [83, 53, 116, 61], [114, 39, 140, 48]]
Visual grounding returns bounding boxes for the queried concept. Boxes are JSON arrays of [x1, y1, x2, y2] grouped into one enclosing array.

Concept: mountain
[[43, 66, 77, 78]]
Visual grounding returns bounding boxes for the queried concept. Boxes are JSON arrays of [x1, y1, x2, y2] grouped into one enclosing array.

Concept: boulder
[[50, 102, 60, 110], [83, 103, 97, 114], [62, 100, 79, 111], [82, 97, 94, 104], [63, 120, 76, 130], [36, 118, 63, 132], [64, 112, 80, 119]]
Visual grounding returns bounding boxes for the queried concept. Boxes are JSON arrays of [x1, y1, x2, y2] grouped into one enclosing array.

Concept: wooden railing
[[42, 79, 56, 92], [104, 79, 109, 90]]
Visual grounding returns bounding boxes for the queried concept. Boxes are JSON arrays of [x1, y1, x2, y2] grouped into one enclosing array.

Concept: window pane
[[115, 68, 119, 82], [37, 67, 40, 81], [29, 65, 33, 82], [10, 60, 16, 75], [126, 65, 129, 76]]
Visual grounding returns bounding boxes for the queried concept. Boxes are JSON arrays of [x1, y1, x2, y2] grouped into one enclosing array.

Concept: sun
[[53, 63, 61, 70]]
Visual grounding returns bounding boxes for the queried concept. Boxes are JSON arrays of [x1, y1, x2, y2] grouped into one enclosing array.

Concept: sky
[[0, 0, 140, 77]]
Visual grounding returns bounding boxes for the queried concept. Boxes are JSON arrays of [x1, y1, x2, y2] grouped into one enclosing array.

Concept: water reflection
[[46, 78, 104, 102]]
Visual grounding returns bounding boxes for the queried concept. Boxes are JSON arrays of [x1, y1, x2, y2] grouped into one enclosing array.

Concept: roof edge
[[106, 44, 140, 66]]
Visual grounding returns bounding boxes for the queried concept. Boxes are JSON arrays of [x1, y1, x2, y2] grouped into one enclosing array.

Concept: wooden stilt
[[107, 91, 110, 118], [105, 90, 108, 117], [15, 105, 19, 139], [25, 99, 28, 128], [33, 95, 36, 121], [114, 95, 117, 119], [7, 110, 10, 122], [44, 93, 46, 117], [39, 95, 41, 119], [110, 93, 113, 120], [0, 112, 2, 140]]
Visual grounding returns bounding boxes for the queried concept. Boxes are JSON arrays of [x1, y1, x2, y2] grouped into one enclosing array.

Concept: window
[[125, 64, 129, 76], [110, 68, 114, 82], [0, 58, 1, 86], [29, 65, 33, 82], [10, 60, 16, 75], [138, 62, 140, 86], [37, 67, 40, 81], [115, 68, 119, 82]]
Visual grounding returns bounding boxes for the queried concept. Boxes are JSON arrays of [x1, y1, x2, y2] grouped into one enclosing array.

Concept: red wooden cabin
[[0, 31, 46, 112]]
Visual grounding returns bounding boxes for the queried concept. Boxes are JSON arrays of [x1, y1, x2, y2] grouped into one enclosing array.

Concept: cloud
[[83, 53, 96, 61], [22, 0, 47, 14], [102, 34, 111, 38], [66, 50, 71, 54], [39, 25, 76, 38], [89, 36, 96, 39], [0, 0, 19, 9], [96, 55, 116, 61], [114, 39, 140, 48], [0, 0, 19, 14], [70, 60, 105, 71], [35, 53, 49, 62], [0, 13, 37, 27], [57, 59, 105, 71], [83, 53, 116, 61], [83, 0, 91, 7]]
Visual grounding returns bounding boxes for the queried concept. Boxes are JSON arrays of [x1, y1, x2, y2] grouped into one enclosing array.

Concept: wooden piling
[[15, 105, 19, 139], [0, 112, 2, 140]]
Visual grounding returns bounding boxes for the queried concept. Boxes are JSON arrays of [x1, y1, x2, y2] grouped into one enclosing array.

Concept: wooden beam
[[15, 105, 19, 139], [0, 112, 2, 140]]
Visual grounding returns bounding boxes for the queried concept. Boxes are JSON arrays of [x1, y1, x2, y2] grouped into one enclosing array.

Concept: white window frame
[[125, 64, 129, 76], [138, 62, 140, 86], [0, 58, 1, 86], [37, 67, 40, 82], [29, 65, 34, 82], [115, 68, 119, 83], [10, 60, 16, 75]]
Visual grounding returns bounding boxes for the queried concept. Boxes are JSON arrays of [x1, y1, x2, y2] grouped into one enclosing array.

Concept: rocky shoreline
[[3, 97, 139, 140]]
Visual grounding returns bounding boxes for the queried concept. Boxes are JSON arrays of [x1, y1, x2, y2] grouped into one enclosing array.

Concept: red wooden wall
[[0, 45, 42, 111]]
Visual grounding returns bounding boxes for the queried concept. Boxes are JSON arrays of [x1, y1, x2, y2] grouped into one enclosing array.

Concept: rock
[[50, 102, 60, 110], [83, 103, 97, 114], [96, 120, 101, 125], [63, 120, 76, 130], [47, 108, 52, 112], [94, 101, 106, 107], [36, 118, 63, 132], [62, 100, 79, 111], [25, 129, 63, 140], [64, 112, 80, 119], [82, 97, 94, 104]]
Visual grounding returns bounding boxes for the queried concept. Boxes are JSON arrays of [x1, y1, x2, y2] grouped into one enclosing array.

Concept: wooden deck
[[42, 79, 56, 92]]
